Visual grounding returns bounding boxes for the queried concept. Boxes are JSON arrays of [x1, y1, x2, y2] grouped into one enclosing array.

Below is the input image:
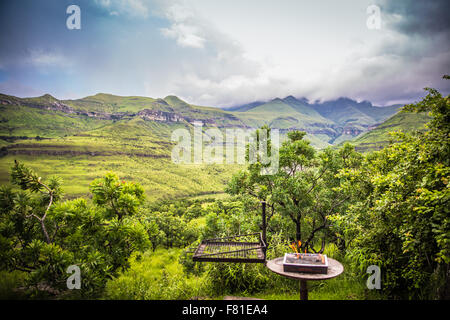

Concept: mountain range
[[226, 96, 402, 146], [0, 92, 403, 148], [0, 92, 428, 201]]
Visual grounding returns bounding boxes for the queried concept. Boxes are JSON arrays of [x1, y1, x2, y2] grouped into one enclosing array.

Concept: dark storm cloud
[[353, 0, 450, 104], [0, 0, 448, 105], [380, 0, 450, 37]]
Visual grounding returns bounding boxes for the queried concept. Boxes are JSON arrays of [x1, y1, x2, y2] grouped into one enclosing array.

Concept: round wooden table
[[266, 257, 344, 300]]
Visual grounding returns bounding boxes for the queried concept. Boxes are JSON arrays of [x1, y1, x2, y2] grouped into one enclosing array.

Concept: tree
[[227, 129, 362, 253], [335, 78, 449, 298], [89, 172, 145, 221], [9, 160, 63, 244], [0, 164, 150, 297]]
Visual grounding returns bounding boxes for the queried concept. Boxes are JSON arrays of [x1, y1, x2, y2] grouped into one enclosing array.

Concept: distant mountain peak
[[164, 95, 184, 102], [39, 93, 58, 101], [270, 97, 285, 103], [163, 95, 190, 108], [282, 95, 297, 103], [335, 97, 355, 103], [155, 98, 169, 106], [283, 95, 309, 105], [359, 100, 373, 107]]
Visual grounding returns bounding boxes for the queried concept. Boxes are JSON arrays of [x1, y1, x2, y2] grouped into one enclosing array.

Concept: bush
[[336, 84, 450, 299], [104, 249, 209, 300], [0, 271, 27, 299], [205, 262, 269, 295], [0, 165, 150, 298]]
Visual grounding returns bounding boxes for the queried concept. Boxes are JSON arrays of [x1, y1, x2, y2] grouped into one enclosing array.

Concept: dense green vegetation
[[0, 90, 423, 202], [349, 111, 431, 152], [0, 112, 241, 201], [333, 83, 450, 298], [0, 166, 150, 298], [0, 81, 448, 300]]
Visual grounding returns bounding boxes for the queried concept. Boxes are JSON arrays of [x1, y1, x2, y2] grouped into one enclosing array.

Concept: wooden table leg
[[300, 280, 308, 300]]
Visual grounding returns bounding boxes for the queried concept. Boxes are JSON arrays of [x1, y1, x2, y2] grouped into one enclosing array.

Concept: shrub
[[104, 249, 209, 300]]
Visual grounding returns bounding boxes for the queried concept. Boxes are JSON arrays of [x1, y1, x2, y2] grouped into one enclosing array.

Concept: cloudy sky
[[0, 0, 449, 107]]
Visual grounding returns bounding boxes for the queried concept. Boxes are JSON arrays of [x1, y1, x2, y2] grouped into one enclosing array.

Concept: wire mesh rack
[[191, 232, 266, 263]]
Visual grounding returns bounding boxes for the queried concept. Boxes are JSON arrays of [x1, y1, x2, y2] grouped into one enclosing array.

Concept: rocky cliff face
[[0, 95, 186, 123], [342, 127, 364, 136], [137, 109, 183, 122], [0, 93, 390, 146]]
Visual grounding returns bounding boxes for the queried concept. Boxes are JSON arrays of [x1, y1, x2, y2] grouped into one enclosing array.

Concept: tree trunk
[[40, 220, 51, 244], [296, 220, 301, 243]]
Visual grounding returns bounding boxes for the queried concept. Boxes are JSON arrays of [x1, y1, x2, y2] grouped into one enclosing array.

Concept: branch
[[304, 219, 328, 250], [36, 180, 53, 244], [325, 195, 351, 216], [305, 166, 329, 196], [51, 222, 62, 243], [278, 198, 297, 222]]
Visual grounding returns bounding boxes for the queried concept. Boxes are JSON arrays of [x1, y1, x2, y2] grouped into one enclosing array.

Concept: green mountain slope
[[282, 96, 325, 118], [233, 97, 331, 126], [230, 98, 336, 147], [312, 97, 401, 126], [0, 93, 243, 201], [349, 111, 431, 152], [0, 91, 409, 200], [229, 96, 400, 145], [0, 103, 109, 138]]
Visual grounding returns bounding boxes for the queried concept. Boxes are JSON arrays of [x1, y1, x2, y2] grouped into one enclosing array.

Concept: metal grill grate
[[192, 232, 266, 263]]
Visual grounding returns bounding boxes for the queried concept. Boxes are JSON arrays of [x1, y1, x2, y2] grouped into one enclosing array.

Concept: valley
[[0, 91, 426, 201]]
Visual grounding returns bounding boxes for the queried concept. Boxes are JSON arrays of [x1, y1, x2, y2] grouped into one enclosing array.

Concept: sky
[[0, 0, 449, 107]]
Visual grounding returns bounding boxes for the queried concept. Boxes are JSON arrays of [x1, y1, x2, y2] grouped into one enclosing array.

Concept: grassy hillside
[[228, 96, 400, 145], [230, 98, 336, 147], [312, 98, 400, 126], [63, 93, 159, 113], [232, 98, 332, 127], [0, 91, 409, 201], [349, 111, 431, 152], [0, 104, 110, 138], [0, 94, 244, 202]]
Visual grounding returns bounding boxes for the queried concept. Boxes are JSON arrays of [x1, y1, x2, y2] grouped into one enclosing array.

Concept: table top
[[266, 256, 344, 281]]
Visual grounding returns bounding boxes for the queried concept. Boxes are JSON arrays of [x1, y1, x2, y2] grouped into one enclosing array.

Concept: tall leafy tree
[[335, 77, 449, 298], [227, 129, 362, 252], [0, 165, 150, 297]]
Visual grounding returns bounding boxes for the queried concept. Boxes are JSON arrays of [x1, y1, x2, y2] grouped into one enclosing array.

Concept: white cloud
[[137, 0, 276, 105], [158, 3, 206, 48], [161, 23, 205, 48], [6, 0, 447, 106], [147, 0, 449, 106], [94, 0, 149, 18], [26, 50, 73, 70]]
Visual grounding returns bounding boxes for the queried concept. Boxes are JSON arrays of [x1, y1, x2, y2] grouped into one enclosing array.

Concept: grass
[[253, 276, 381, 300], [103, 246, 384, 300], [0, 106, 244, 202], [0, 104, 110, 138], [0, 155, 241, 202], [0, 271, 27, 300], [350, 111, 431, 151], [104, 248, 210, 300]]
